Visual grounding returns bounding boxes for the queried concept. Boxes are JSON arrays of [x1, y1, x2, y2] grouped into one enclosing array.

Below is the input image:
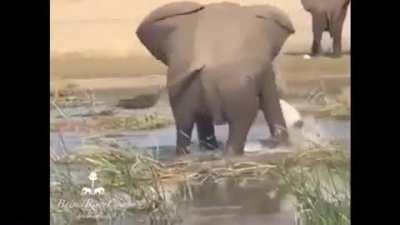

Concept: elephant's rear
[[200, 61, 267, 125], [191, 3, 295, 124]]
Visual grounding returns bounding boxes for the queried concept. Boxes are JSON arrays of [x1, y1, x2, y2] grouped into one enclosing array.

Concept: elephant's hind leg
[[196, 114, 219, 150], [225, 115, 257, 155], [331, 9, 348, 57], [219, 78, 259, 155], [311, 12, 327, 56], [261, 68, 289, 148], [175, 115, 195, 154], [170, 100, 196, 155]]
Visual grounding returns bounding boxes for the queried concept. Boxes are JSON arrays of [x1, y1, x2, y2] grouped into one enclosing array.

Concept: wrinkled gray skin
[[136, 2, 295, 155], [301, 0, 350, 56]]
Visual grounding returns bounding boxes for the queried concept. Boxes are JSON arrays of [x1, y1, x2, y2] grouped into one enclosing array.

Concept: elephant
[[136, 2, 295, 155], [94, 187, 105, 195], [300, 0, 350, 56]]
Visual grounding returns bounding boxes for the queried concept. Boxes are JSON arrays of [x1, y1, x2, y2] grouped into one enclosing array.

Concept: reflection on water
[[189, 179, 279, 213], [61, 178, 296, 225], [177, 178, 295, 225]]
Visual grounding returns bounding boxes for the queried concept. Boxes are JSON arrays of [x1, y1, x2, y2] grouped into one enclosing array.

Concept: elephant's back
[[193, 3, 273, 67]]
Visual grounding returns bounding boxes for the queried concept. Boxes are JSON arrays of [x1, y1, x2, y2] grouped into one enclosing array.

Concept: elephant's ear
[[246, 5, 295, 35], [136, 2, 204, 64]]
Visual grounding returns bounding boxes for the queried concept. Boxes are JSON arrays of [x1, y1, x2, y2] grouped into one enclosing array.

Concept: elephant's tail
[[166, 64, 205, 98], [166, 64, 226, 125]]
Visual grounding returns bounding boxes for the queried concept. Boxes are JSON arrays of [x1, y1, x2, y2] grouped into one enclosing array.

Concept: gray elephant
[[301, 0, 350, 56], [136, 2, 295, 155]]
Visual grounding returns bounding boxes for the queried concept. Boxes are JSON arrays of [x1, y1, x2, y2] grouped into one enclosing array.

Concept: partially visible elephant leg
[[225, 118, 256, 155], [170, 98, 195, 155], [311, 13, 326, 56], [195, 114, 219, 150], [175, 113, 195, 154], [220, 79, 259, 155], [331, 9, 347, 57], [261, 68, 289, 148]]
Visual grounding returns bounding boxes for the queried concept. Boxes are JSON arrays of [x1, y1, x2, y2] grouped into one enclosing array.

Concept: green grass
[[278, 166, 350, 225], [276, 146, 350, 225]]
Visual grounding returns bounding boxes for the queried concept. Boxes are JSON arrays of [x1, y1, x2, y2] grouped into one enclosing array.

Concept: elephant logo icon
[[80, 171, 106, 196], [81, 187, 93, 196], [94, 187, 105, 195]]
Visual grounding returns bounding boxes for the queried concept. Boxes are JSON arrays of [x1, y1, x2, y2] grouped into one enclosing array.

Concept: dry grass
[[51, 135, 349, 225], [51, 113, 172, 133], [51, 148, 182, 225]]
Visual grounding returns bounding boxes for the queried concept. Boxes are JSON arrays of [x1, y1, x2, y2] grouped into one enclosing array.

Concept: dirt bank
[[51, 54, 350, 100], [51, 0, 350, 56]]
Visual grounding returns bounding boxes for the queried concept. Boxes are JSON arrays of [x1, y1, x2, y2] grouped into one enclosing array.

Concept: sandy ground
[[51, 55, 350, 96], [53, 75, 165, 91], [51, 0, 350, 56]]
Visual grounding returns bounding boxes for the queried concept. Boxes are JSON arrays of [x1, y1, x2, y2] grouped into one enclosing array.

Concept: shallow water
[[177, 178, 296, 225], [50, 111, 350, 162], [51, 95, 350, 150]]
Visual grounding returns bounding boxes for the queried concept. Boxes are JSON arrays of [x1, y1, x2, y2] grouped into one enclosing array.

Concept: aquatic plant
[[98, 113, 172, 131], [305, 88, 350, 120], [317, 103, 350, 120], [278, 166, 350, 225], [276, 146, 350, 225]]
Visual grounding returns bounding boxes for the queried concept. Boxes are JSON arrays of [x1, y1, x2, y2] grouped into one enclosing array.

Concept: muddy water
[[177, 178, 296, 225], [50, 96, 350, 161], [50, 115, 349, 161]]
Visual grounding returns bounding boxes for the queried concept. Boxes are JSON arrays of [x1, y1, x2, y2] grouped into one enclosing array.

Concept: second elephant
[[301, 0, 350, 56], [136, 2, 295, 155]]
